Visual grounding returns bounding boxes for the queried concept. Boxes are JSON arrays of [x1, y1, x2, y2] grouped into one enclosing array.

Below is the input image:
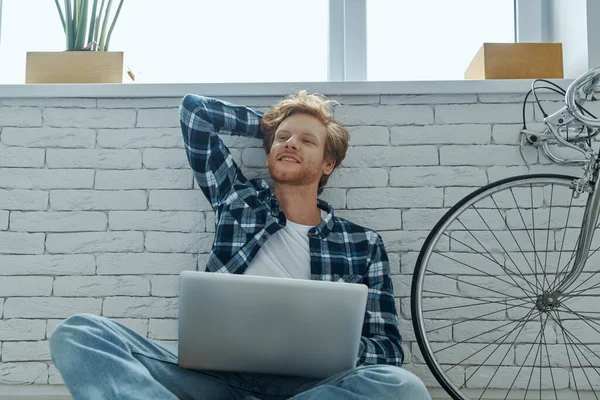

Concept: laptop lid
[[177, 271, 368, 379]]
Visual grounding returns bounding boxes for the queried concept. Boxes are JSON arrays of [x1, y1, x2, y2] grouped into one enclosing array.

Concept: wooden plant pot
[[25, 51, 124, 84]]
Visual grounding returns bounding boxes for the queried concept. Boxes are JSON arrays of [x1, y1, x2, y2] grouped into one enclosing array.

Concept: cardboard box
[[25, 51, 124, 84], [464, 43, 563, 80]]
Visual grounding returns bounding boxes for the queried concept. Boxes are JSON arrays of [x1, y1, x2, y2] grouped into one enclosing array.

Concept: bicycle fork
[[553, 167, 600, 297]]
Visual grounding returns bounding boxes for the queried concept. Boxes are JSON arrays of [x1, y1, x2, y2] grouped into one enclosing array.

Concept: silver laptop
[[177, 271, 368, 379]]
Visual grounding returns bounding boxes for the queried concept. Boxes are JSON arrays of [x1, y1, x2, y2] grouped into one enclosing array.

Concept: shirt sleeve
[[357, 233, 405, 367], [179, 94, 264, 210]]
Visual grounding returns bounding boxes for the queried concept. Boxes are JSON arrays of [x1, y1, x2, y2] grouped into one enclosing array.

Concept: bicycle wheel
[[412, 174, 600, 400]]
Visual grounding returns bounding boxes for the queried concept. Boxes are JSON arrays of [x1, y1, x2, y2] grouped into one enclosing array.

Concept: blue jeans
[[50, 314, 431, 400]]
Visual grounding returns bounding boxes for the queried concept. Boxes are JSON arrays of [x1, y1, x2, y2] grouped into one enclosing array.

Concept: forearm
[[179, 94, 264, 141]]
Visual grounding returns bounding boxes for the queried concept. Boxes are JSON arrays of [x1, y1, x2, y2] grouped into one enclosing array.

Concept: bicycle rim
[[412, 174, 600, 400]]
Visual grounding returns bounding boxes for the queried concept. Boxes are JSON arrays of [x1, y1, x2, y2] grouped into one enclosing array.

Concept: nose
[[284, 136, 299, 149]]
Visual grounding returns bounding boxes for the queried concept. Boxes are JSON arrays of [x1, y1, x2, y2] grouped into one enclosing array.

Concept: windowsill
[[0, 78, 575, 98]]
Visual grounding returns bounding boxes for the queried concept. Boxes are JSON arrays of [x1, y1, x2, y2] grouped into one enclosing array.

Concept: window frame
[[0, 0, 541, 83]]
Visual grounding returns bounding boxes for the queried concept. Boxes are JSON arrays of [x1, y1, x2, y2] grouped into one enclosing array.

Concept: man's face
[[265, 113, 335, 189]]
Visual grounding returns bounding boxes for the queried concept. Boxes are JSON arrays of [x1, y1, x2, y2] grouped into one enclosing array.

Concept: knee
[[360, 366, 431, 399], [49, 313, 106, 358]]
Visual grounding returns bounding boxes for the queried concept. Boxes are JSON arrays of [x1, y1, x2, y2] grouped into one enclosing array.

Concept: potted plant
[[25, 0, 126, 83]]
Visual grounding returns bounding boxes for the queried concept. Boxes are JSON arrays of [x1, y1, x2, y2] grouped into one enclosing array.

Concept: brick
[[344, 146, 438, 167], [204, 212, 215, 233], [47, 149, 142, 169], [455, 320, 556, 343], [387, 253, 400, 275], [440, 145, 536, 166], [150, 275, 180, 297], [137, 108, 179, 128], [54, 276, 150, 297], [0, 319, 46, 340], [50, 190, 147, 211], [380, 231, 448, 253], [317, 188, 346, 209], [43, 108, 135, 128], [435, 104, 530, 124], [10, 211, 107, 232], [347, 126, 389, 146], [95, 170, 192, 189], [1, 98, 97, 107], [335, 105, 433, 125], [0, 190, 48, 210], [220, 136, 262, 149], [335, 209, 401, 231], [391, 124, 491, 145], [97, 128, 183, 148], [0, 107, 42, 127], [98, 98, 180, 108], [451, 230, 552, 253], [402, 364, 465, 388], [390, 166, 487, 187], [0, 147, 45, 167], [4, 297, 102, 318], [149, 190, 212, 211], [400, 318, 452, 342], [328, 168, 388, 188], [0, 255, 95, 275], [148, 319, 178, 340], [0, 232, 45, 254], [242, 148, 267, 167], [492, 123, 545, 144], [2, 341, 51, 361], [97, 253, 196, 275], [464, 366, 568, 390], [0, 168, 94, 189], [0, 210, 7, 230], [477, 93, 559, 103], [46, 232, 144, 253], [103, 297, 178, 318], [0, 276, 53, 296], [347, 188, 443, 209], [401, 209, 447, 231], [145, 232, 214, 253], [0, 362, 47, 384], [109, 211, 204, 232], [48, 364, 64, 384], [412, 342, 514, 365], [143, 149, 188, 169], [381, 94, 477, 104]]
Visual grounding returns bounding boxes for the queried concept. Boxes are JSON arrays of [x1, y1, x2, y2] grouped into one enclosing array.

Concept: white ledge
[[0, 79, 575, 98]]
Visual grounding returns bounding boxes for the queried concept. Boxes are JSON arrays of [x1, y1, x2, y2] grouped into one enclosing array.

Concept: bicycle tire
[[411, 173, 600, 400]]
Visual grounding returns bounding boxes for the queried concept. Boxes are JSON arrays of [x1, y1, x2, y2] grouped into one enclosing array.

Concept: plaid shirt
[[179, 94, 404, 367]]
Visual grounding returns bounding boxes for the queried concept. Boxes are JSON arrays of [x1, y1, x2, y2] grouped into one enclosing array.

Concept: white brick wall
[[0, 91, 583, 397]]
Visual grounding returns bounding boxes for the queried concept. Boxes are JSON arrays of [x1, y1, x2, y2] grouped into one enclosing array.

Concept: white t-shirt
[[244, 209, 328, 280]]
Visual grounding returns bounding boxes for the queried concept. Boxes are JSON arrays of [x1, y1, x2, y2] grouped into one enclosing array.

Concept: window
[[366, 0, 515, 81], [0, 0, 520, 84], [0, 0, 328, 84]]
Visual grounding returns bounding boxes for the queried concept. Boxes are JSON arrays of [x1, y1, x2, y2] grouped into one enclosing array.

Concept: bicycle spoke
[[506, 187, 544, 292], [455, 214, 539, 297], [554, 192, 575, 282], [558, 302, 600, 335], [422, 299, 533, 335], [433, 251, 537, 298], [554, 308, 581, 400], [426, 270, 534, 302], [542, 184, 555, 294], [548, 310, 600, 398], [455, 309, 538, 399], [522, 315, 545, 400], [540, 313, 558, 400]]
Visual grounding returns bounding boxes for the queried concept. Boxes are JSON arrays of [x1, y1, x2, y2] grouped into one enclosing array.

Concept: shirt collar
[[265, 186, 335, 240]]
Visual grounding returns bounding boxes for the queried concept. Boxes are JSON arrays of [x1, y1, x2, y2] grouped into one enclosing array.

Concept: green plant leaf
[[63, 0, 74, 50], [54, 0, 66, 34], [93, 0, 107, 51], [87, 0, 99, 48], [74, 0, 89, 50], [104, 0, 124, 51], [98, 0, 113, 51]]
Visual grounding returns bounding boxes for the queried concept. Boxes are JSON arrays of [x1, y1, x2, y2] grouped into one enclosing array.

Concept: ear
[[323, 158, 335, 175]]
